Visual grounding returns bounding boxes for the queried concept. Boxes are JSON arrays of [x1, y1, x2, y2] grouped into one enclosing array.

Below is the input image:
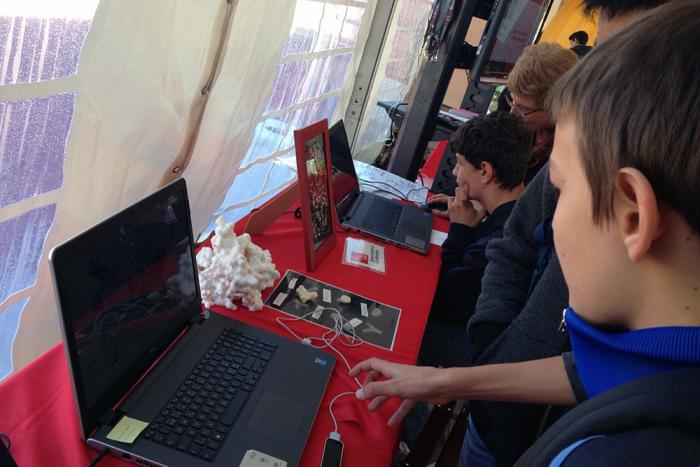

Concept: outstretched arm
[[349, 356, 576, 426]]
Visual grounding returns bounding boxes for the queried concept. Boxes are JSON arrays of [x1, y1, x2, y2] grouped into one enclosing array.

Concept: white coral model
[[196, 216, 280, 311]]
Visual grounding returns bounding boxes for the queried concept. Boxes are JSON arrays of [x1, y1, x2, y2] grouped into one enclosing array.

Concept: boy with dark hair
[[567, 30, 588, 45], [420, 111, 531, 368], [568, 31, 591, 57], [400, 112, 531, 453], [351, 3, 700, 466]]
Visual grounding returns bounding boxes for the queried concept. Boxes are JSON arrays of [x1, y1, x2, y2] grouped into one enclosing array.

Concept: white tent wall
[[353, 0, 434, 162], [1, 0, 383, 377], [2, 0, 231, 375], [190, 0, 378, 236]]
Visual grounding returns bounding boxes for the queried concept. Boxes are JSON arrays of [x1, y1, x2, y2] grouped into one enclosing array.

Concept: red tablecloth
[[0, 210, 447, 467]]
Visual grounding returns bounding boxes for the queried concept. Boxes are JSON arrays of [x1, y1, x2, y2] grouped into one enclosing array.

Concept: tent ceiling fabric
[[1, 0, 380, 375]]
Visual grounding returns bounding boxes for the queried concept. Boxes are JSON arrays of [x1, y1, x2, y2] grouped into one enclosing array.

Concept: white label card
[[430, 230, 448, 246], [311, 305, 324, 320], [360, 302, 369, 317], [322, 289, 332, 303], [343, 237, 386, 273], [272, 293, 287, 306], [287, 278, 297, 289], [348, 318, 363, 328]]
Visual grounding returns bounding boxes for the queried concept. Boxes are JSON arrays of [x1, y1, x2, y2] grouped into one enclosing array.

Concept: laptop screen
[[328, 120, 360, 219], [51, 179, 201, 437]]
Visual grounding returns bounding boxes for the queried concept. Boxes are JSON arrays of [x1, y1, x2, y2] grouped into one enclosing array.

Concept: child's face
[[453, 154, 482, 201], [549, 117, 632, 325]]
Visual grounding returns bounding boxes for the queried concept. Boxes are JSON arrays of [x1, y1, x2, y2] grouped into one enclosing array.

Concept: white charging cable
[[275, 306, 366, 441]]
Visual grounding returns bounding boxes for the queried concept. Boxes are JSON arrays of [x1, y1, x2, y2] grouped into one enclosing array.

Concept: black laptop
[[49, 178, 335, 467], [328, 120, 432, 254]]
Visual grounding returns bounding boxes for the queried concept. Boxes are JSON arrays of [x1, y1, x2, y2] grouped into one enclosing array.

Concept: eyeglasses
[[505, 93, 541, 117]]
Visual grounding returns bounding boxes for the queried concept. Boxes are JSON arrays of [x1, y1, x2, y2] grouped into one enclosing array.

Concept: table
[[0, 201, 448, 467]]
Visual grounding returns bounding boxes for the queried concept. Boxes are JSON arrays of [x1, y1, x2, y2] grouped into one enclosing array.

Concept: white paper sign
[[360, 302, 369, 317], [322, 289, 332, 303], [311, 305, 324, 320], [430, 230, 448, 246], [347, 318, 363, 328], [272, 292, 287, 306], [287, 278, 297, 289], [343, 237, 386, 273]]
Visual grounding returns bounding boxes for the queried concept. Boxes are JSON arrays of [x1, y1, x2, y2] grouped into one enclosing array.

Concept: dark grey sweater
[[466, 163, 572, 465]]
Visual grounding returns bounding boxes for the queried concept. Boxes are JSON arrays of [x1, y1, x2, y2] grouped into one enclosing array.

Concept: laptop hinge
[[343, 191, 363, 221], [99, 408, 124, 427], [189, 308, 210, 326]]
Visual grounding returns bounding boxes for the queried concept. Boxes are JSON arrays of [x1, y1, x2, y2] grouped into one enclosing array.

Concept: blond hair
[[507, 43, 578, 106]]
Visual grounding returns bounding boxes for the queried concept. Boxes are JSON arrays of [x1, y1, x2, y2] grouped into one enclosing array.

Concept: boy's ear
[[481, 161, 495, 184], [614, 168, 662, 261]]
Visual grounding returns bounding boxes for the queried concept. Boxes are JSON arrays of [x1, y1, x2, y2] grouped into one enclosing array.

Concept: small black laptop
[[49, 178, 334, 467], [328, 120, 433, 254]]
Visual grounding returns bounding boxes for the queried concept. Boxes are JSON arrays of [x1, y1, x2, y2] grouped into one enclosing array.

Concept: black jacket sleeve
[[429, 223, 487, 325]]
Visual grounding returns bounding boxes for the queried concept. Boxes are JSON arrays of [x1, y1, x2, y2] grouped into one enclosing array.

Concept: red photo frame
[[294, 119, 338, 271]]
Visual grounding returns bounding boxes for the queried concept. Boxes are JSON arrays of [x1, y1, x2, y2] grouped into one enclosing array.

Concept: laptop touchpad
[[400, 220, 428, 245], [247, 390, 307, 442]]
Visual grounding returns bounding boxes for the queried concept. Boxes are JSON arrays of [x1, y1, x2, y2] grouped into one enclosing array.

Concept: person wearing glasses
[[505, 43, 578, 183]]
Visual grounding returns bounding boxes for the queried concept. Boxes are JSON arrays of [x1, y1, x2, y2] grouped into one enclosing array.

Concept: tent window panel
[[216, 161, 275, 217], [0, 297, 29, 381], [0, 93, 74, 209], [253, 160, 298, 209], [283, 1, 365, 57], [241, 116, 292, 166], [265, 53, 352, 117], [271, 93, 340, 153], [265, 61, 311, 115], [0, 14, 93, 85], [0, 204, 56, 304], [355, 0, 434, 152], [283, 1, 325, 56], [337, 6, 365, 49], [243, 94, 341, 167]]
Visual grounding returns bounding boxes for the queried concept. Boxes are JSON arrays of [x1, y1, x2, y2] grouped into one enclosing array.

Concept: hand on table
[[426, 193, 452, 219], [448, 184, 486, 227], [349, 358, 451, 426]]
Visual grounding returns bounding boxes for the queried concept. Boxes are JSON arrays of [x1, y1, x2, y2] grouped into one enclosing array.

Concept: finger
[[356, 379, 397, 401], [363, 370, 380, 385], [388, 399, 418, 426], [432, 209, 449, 219], [427, 193, 446, 203], [349, 358, 387, 378], [367, 395, 389, 411]]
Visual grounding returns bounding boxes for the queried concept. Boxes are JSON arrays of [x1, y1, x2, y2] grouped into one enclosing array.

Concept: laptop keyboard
[[141, 327, 276, 462], [361, 198, 403, 237]]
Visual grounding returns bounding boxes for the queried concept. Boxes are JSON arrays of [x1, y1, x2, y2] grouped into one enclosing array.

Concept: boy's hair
[[449, 112, 532, 190], [507, 43, 578, 106], [582, 0, 667, 18], [568, 30, 589, 44], [547, 0, 700, 233]]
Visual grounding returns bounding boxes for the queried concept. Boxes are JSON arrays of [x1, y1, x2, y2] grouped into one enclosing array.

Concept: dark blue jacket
[[429, 201, 516, 326], [515, 367, 700, 466]]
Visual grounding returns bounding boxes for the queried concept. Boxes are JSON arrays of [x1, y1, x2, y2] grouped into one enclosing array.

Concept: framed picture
[[294, 119, 338, 271]]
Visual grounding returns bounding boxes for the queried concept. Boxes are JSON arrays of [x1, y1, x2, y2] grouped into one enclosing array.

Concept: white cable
[[329, 391, 356, 435], [275, 305, 367, 437]]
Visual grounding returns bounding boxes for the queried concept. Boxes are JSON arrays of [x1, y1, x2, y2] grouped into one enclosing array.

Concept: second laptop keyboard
[[142, 327, 276, 462], [361, 198, 403, 237]]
